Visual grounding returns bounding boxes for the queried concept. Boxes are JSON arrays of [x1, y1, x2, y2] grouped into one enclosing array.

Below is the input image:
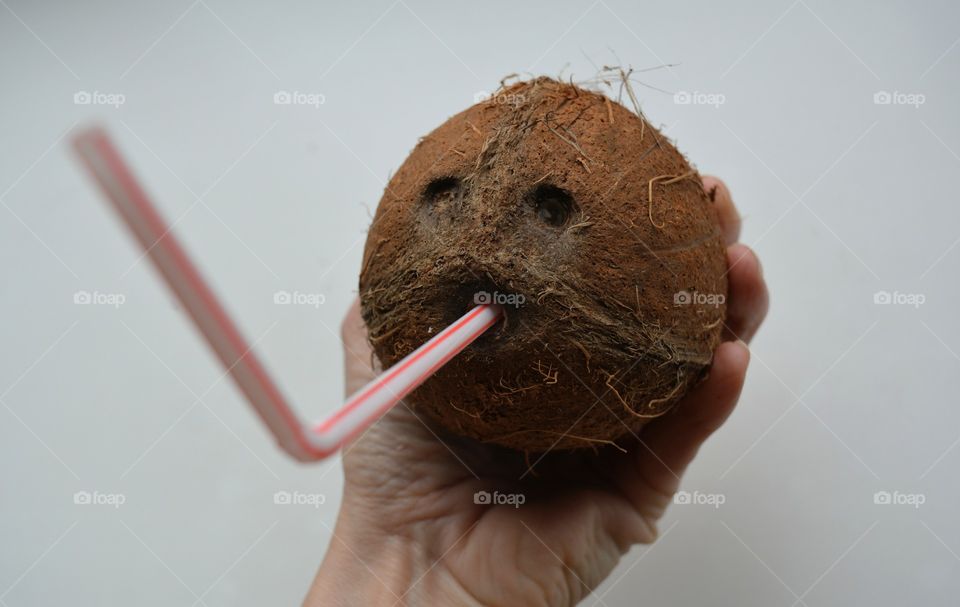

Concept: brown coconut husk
[[359, 74, 727, 452]]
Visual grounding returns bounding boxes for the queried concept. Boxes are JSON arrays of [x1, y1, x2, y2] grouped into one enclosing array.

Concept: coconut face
[[359, 78, 726, 452]]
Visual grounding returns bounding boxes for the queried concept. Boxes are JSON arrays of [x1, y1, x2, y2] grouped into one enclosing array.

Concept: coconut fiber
[[359, 77, 727, 452]]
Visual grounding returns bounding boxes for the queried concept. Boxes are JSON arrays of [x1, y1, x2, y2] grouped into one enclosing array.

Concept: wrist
[[304, 517, 481, 607]]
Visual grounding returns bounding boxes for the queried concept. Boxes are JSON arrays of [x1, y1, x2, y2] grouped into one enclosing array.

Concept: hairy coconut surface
[[359, 77, 727, 452]]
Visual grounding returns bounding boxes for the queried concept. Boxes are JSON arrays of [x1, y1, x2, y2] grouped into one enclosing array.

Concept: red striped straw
[[73, 127, 502, 461]]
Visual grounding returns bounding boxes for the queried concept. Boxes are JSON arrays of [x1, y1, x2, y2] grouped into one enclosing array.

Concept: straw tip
[[71, 124, 109, 152], [484, 303, 506, 317]]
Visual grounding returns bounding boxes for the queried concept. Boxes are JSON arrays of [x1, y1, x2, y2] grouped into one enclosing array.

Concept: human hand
[[305, 176, 769, 606]]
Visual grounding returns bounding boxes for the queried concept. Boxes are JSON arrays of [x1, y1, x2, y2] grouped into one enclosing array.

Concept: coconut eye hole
[[531, 184, 575, 227], [422, 177, 463, 207]]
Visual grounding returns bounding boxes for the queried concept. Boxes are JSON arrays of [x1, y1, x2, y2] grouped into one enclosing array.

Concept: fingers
[[724, 244, 769, 344], [653, 341, 750, 452], [702, 175, 740, 245], [606, 176, 758, 521], [341, 297, 378, 395], [701, 175, 768, 343], [612, 341, 750, 516]]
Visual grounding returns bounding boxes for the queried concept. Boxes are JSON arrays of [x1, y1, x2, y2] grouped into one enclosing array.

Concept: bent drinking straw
[[73, 127, 503, 462]]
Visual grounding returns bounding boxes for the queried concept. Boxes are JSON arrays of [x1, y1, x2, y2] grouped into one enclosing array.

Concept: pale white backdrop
[[2, 0, 959, 605]]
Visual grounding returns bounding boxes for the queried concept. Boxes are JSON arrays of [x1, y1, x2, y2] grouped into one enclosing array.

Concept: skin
[[304, 176, 769, 606]]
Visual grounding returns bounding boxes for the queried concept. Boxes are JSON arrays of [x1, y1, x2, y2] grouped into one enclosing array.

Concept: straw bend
[[73, 126, 502, 462]]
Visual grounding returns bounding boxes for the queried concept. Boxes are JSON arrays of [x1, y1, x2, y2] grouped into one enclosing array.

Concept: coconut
[[359, 77, 727, 452]]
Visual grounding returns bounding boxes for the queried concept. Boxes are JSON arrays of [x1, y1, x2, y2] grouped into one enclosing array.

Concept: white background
[[2, 0, 959, 605]]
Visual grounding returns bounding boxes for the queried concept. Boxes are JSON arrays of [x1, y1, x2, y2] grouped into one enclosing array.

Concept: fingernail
[[752, 249, 763, 279], [735, 339, 751, 363]]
